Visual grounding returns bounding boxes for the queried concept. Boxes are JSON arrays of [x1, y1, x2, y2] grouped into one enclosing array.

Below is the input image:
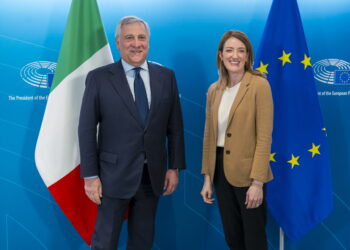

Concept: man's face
[[116, 22, 149, 67]]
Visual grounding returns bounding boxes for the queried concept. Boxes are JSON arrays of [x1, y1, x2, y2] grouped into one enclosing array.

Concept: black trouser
[[213, 147, 267, 250], [91, 166, 159, 250]]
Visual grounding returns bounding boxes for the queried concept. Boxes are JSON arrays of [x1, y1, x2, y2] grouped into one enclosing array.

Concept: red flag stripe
[[48, 165, 97, 245]]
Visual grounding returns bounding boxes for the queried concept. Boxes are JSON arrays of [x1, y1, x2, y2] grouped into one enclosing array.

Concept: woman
[[200, 30, 273, 250]]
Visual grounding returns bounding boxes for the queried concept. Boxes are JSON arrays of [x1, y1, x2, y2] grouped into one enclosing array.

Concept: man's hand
[[163, 169, 179, 196], [84, 177, 102, 205]]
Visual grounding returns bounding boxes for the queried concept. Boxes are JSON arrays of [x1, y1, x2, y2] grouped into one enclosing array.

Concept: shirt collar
[[121, 59, 149, 73]]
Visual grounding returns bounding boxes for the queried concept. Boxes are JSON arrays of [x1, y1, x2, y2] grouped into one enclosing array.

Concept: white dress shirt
[[121, 59, 151, 108]]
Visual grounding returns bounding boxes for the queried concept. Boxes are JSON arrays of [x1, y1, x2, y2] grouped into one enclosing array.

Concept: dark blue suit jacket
[[78, 60, 186, 198]]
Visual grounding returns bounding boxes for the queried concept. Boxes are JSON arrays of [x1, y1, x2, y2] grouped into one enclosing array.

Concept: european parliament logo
[[313, 58, 350, 85], [20, 61, 56, 88]]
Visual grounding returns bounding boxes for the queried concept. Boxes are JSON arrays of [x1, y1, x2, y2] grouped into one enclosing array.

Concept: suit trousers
[[91, 165, 159, 250], [213, 147, 268, 250]]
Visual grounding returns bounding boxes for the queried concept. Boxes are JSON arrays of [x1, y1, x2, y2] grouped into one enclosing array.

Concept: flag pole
[[279, 227, 285, 250]]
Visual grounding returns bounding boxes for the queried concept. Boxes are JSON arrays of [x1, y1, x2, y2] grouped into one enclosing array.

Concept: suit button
[[226, 150, 230, 155], [227, 133, 231, 137]]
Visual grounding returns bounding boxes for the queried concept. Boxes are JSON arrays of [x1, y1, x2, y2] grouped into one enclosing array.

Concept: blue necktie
[[133, 67, 149, 126]]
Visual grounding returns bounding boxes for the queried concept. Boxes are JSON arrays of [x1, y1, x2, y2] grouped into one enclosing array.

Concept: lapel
[[108, 60, 142, 127], [226, 71, 252, 128], [145, 62, 163, 130]]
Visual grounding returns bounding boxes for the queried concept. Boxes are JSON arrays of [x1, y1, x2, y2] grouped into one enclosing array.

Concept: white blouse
[[217, 82, 241, 147]]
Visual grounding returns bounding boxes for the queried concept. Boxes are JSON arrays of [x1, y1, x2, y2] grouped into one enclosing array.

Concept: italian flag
[[35, 0, 113, 245]]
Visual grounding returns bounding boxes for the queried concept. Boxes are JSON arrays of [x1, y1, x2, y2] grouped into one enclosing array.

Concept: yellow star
[[301, 54, 312, 69], [270, 152, 276, 162], [278, 50, 292, 66], [256, 61, 269, 74], [287, 154, 300, 169], [308, 143, 321, 158], [322, 127, 328, 136]]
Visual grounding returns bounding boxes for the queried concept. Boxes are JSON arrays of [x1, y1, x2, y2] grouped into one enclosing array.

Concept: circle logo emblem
[[20, 61, 56, 88], [313, 59, 350, 85]]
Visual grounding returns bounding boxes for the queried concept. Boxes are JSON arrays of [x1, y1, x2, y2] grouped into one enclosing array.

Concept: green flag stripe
[[51, 0, 108, 92]]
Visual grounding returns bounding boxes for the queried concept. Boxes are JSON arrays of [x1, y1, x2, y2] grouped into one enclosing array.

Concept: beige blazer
[[201, 71, 273, 187]]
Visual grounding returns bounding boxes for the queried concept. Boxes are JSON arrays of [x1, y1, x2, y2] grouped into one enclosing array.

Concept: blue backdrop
[[0, 0, 349, 249]]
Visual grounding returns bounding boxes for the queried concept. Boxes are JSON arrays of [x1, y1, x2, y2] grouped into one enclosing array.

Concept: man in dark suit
[[78, 16, 186, 250]]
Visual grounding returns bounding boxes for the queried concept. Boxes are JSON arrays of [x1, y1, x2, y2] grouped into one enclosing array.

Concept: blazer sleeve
[[249, 78, 274, 182], [166, 70, 186, 170], [201, 83, 215, 175], [78, 71, 100, 177]]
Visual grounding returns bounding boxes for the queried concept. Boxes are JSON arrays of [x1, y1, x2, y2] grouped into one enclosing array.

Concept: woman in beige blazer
[[200, 30, 273, 250]]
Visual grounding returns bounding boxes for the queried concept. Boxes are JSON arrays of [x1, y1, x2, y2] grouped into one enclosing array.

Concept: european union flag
[[254, 0, 333, 241], [334, 70, 350, 85]]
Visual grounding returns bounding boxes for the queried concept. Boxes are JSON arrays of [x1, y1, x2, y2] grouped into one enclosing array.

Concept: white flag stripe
[[35, 45, 113, 187]]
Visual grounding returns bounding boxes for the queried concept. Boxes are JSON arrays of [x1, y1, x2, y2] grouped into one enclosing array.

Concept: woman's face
[[220, 37, 248, 75]]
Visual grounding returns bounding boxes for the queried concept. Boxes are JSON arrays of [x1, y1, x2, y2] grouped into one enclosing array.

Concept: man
[[78, 16, 186, 250]]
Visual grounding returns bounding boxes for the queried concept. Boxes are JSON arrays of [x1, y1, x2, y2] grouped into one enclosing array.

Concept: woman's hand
[[200, 175, 215, 204], [245, 180, 263, 209]]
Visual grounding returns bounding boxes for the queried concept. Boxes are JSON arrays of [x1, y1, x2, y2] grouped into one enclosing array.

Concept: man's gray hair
[[115, 16, 150, 40]]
